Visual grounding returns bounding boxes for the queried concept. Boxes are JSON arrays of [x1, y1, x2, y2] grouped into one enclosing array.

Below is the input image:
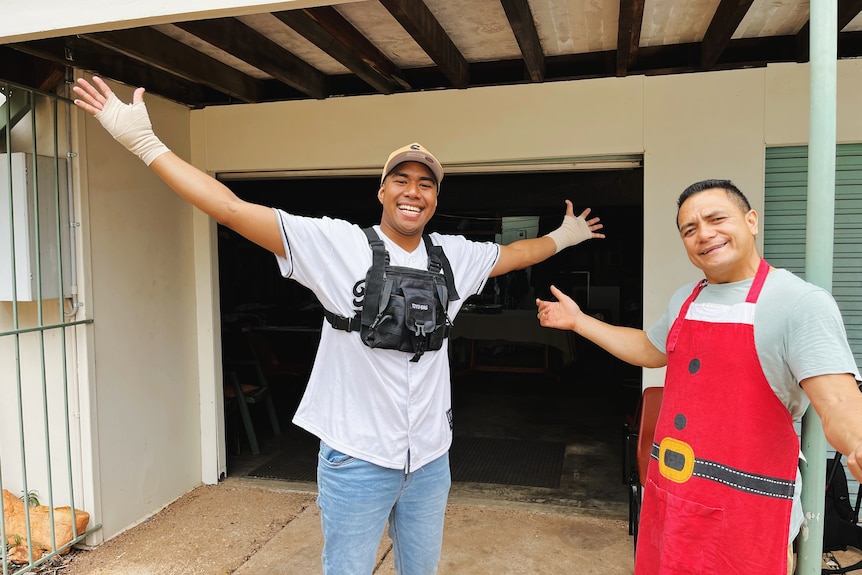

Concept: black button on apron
[[688, 358, 701, 374]]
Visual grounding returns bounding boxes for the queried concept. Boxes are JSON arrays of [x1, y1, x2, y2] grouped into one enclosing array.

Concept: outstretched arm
[[73, 76, 285, 257], [490, 200, 604, 277], [537, 285, 666, 368], [802, 374, 862, 483]]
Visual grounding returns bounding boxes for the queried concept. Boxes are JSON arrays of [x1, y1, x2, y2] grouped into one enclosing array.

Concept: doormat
[[248, 441, 318, 483], [248, 436, 564, 489], [450, 436, 564, 488]]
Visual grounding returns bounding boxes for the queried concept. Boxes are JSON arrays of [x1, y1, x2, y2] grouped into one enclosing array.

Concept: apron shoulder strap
[[666, 279, 708, 353], [746, 259, 771, 303]]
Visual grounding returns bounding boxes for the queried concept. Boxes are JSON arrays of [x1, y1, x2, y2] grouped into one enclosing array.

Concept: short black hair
[[676, 179, 751, 229]]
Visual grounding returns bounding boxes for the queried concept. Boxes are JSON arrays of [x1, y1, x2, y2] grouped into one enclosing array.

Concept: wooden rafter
[[0, 46, 64, 94], [500, 0, 544, 82], [795, 0, 862, 62], [379, 0, 469, 89], [175, 18, 327, 100], [304, 6, 411, 89], [272, 9, 402, 94], [840, 0, 862, 30], [616, 0, 646, 76], [8, 37, 226, 107], [82, 27, 263, 103], [4, 2, 862, 108], [700, 0, 755, 70]]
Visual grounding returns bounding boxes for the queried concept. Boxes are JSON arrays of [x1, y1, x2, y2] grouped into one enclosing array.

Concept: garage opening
[[216, 162, 643, 515]]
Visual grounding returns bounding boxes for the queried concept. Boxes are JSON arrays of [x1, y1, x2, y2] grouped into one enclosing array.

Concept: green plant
[[19, 490, 39, 507]]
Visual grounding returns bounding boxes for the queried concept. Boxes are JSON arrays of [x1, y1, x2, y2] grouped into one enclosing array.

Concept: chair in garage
[[244, 327, 310, 378], [223, 360, 281, 455], [623, 385, 663, 552], [822, 451, 862, 573]]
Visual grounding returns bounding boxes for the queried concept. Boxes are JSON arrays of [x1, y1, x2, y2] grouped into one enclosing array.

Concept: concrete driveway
[[60, 478, 634, 575]]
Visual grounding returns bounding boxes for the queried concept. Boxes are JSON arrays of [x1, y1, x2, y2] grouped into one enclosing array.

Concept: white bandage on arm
[[544, 214, 592, 253], [94, 93, 170, 166]]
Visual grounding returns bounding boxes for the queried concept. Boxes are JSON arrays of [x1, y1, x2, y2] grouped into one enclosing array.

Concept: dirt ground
[[48, 478, 634, 575]]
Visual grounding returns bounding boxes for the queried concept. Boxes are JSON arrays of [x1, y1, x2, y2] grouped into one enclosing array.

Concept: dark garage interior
[[216, 165, 644, 516]]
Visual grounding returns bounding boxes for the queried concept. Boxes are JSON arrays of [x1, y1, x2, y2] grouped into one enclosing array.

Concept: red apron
[[635, 260, 799, 574]]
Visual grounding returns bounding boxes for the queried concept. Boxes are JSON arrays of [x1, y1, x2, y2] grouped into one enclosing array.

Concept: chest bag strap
[[323, 228, 459, 332], [359, 228, 390, 332]]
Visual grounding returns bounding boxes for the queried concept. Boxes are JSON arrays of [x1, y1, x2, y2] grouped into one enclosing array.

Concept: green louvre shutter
[[764, 145, 862, 369], [764, 144, 862, 501]]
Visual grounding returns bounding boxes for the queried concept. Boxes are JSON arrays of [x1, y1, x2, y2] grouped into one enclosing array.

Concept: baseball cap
[[381, 143, 444, 186]]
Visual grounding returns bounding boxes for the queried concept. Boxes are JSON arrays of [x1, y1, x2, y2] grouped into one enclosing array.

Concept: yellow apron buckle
[[658, 437, 695, 483]]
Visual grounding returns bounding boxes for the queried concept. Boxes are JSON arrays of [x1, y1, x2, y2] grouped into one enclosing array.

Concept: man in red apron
[[636, 258, 798, 573], [537, 179, 862, 574]]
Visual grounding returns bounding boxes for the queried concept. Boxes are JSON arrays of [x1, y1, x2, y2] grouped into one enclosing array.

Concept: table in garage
[[450, 309, 576, 380]]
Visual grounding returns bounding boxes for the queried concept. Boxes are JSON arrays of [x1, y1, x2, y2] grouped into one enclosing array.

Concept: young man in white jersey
[[73, 76, 606, 575], [537, 179, 862, 575]]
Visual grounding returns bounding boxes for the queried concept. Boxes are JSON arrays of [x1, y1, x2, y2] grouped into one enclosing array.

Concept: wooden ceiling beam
[[8, 37, 226, 107], [616, 0, 645, 76], [0, 64, 35, 141], [839, 0, 862, 30], [304, 6, 411, 89], [700, 0, 756, 70], [500, 0, 545, 82], [175, 18, 328, 100], [82, 27, 263, 103], [379, 0, 470, 89], [272, 9, 401, 94], [0, 47, 65, 94], [794, 0, 862, 62]]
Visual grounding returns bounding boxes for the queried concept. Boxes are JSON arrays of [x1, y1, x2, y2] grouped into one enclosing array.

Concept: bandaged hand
[[544, 202, 603, 253], [73, 77, 170, 166], [95, 93, 170, 165]]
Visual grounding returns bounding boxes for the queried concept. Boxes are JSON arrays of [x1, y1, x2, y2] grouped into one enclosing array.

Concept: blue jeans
[[316, 442, 451, 575]]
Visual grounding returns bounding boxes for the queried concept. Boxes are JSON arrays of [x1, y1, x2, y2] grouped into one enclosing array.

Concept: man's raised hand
[[73, 76, 170, 166]]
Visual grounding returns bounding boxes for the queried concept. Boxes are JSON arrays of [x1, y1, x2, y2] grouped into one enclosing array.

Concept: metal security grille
[[764, 144, 862, 506], [0, 79, 98, 575]]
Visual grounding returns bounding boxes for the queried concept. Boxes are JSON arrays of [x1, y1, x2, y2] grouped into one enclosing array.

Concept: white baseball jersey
[[274, 209, 501, 471]]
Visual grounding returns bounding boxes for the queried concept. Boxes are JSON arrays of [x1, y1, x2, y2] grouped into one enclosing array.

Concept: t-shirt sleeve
[[646, 311, 672, 355], [784, 289, 862, 383], [272, 209, 359, 291]]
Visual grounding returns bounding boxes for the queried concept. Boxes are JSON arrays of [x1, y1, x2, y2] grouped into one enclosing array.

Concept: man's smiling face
[[677, 187, 761, 284], [377, 161, 438, 250]]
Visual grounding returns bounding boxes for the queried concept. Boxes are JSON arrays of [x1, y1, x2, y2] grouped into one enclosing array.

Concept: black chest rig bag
[[324, 227, 460, 362]]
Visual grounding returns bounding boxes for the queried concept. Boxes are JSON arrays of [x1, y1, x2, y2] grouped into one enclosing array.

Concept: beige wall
[[197, 75, 644, 172], [74, 77, 202, 540], [765, 59, 862, 145], [641, 68, 769, 387]]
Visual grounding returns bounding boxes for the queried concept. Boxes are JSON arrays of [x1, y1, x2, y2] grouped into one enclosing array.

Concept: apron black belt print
[[651, 438, 795, 499]]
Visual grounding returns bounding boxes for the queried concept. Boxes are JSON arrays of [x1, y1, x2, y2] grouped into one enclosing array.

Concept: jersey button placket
[[406, 360, 418, 472]]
